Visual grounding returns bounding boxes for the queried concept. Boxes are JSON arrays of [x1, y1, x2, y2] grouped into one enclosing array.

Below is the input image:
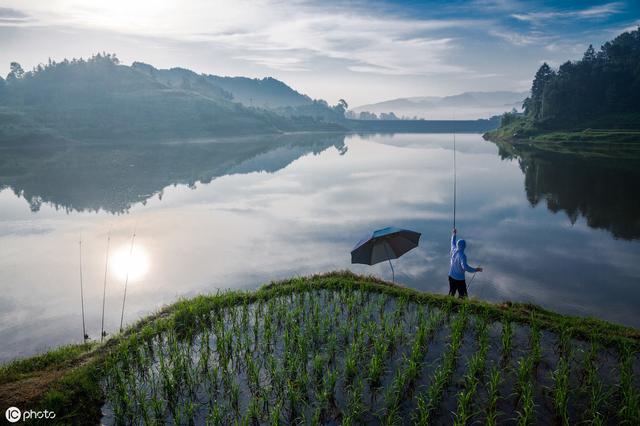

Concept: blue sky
[[0, 0, 637, 105]]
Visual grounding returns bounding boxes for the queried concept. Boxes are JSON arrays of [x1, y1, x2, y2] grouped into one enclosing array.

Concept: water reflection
[[0, 133, 638, 362], [110, 244, 150, 283], [492, 140, 640, 240], [0, 133, 346, 214]]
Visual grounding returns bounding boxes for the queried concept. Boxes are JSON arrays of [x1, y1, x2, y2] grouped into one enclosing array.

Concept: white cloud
[[0, 6, 34, 26], [0, 0, 482, 76], [489, 29, 545, 45], [613, 19, 640, 34], [511, 2, 623, 23]]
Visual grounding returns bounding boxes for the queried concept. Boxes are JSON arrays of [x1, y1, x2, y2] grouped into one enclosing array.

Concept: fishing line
[[467, 253, 486, 295]]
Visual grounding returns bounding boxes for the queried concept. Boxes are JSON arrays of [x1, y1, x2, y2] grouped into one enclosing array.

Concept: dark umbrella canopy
[[351, 227, 421, 266]]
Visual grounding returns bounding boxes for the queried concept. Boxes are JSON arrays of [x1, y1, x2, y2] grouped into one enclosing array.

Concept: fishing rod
[[100, 233, 111, 342], [119, 228, 136, 332], [79, 239, 88, 342], [453, 115, 457, 230]]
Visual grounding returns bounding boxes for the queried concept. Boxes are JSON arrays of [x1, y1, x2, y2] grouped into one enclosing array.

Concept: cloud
[[489, 29, 546, 46], [470, 0, 525, 11], [0, 7, 27, 18], [0, 0, 482, 76], [511, 2, 623, 23], [233, 55, 310, 72], [612, 19, 640, 34], [0, 7, 33, 26]]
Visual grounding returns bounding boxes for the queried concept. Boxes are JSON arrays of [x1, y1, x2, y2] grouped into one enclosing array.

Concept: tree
[[515, 26, 640, 129], [358, 111, 378, 120], [528, 62, 555, 120], [582, 44, 596, 62], [332, 98, 349, 118], [6, 62, 24, 83]]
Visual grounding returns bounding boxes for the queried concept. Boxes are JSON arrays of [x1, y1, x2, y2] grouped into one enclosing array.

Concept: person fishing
[[448, 228, 483, 298]]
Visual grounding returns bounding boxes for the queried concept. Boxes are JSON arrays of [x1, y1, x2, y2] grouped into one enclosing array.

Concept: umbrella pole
[[383, 242, 395, 283]]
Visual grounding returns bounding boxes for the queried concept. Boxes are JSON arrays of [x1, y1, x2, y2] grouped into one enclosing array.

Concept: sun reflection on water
[[110, 245, 150, 282]]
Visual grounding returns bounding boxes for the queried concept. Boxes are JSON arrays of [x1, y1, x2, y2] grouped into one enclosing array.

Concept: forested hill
[[130, 62, 314, 109], [0, 54, 346, 143], [488, 26, 640, 141], [206, 75, 313, 108]]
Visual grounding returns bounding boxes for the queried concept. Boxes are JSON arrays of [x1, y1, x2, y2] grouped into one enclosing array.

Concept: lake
[[1, 132, 639, 362]]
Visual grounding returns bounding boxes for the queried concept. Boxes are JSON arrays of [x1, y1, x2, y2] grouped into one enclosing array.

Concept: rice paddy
[[1, 273, 638, 424], [95, 273, 640, 425]]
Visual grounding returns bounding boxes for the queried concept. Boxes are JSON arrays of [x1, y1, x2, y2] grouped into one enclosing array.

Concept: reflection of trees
[[0, 133, 346, 214], [494, 141, 640, 240]]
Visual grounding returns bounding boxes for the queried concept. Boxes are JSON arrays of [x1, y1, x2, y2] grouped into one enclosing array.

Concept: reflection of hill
[[494, 141, 640, 240], [0, 133, 346, 214]]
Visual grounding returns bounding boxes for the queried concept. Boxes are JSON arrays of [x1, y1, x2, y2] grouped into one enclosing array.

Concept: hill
[[207, 75, 312, 108], [485, 27, 640, 144], [0, 54, 345, 144], [1, 272, 638, 424], [352, 91, 527, 120]]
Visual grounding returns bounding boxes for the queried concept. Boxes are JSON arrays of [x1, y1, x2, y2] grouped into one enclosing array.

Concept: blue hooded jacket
[[449, 234, 477, 280]]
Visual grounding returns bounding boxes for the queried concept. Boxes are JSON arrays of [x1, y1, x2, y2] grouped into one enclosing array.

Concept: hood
[[456, 239, 466, 253]]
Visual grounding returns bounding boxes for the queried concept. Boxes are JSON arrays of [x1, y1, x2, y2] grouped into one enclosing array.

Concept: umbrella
[[351, 226, 421, 282]]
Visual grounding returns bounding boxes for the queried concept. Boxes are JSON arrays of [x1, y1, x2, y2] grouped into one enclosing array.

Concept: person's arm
[[451, 228, 457, 254], [461, 254, 482, 273]]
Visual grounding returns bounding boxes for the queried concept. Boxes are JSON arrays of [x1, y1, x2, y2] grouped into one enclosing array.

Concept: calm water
[[1, 133, 639, 362]]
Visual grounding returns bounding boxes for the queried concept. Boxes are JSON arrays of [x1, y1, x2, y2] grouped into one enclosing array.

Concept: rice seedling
[[414, 306, 468, 424], [552, 356, 570, 425], [618, 343, 640, 423], [581, 342, 607, 425], [453, 316, 489, 425], [485, 365, 502, 426], [501, 320, 513, 363], [516, 381, 534, 426]]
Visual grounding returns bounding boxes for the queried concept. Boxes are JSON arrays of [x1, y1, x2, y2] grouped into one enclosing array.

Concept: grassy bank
[[1, 272, 639, 424], [484, 117, 640, 160]]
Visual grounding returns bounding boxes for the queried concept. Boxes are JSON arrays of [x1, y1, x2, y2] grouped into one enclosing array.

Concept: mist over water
[[0, 133, 638, 362]]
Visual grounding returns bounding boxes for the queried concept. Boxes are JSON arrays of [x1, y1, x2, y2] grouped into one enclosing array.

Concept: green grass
[[484, 116, 640, 159], [1, 271, 639, 425], [0, 342, 95, 385]]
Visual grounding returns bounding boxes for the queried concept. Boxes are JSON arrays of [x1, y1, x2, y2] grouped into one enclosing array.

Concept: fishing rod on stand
[[100, 232, 111, 342], [78, 239, 88, 342], [119, 227, 137, 333]]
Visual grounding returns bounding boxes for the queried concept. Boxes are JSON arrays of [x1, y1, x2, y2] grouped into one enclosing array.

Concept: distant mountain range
[[352, 91, 528, 120]]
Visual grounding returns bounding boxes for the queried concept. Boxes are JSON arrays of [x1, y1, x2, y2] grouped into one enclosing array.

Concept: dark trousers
[[448, 276, 467, 298]]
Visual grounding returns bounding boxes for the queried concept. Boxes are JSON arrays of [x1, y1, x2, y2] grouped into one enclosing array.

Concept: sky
[[0, 0, 638, 106]]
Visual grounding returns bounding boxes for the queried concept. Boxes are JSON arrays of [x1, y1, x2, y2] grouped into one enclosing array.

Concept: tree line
[[516, 26, 640, 129]]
